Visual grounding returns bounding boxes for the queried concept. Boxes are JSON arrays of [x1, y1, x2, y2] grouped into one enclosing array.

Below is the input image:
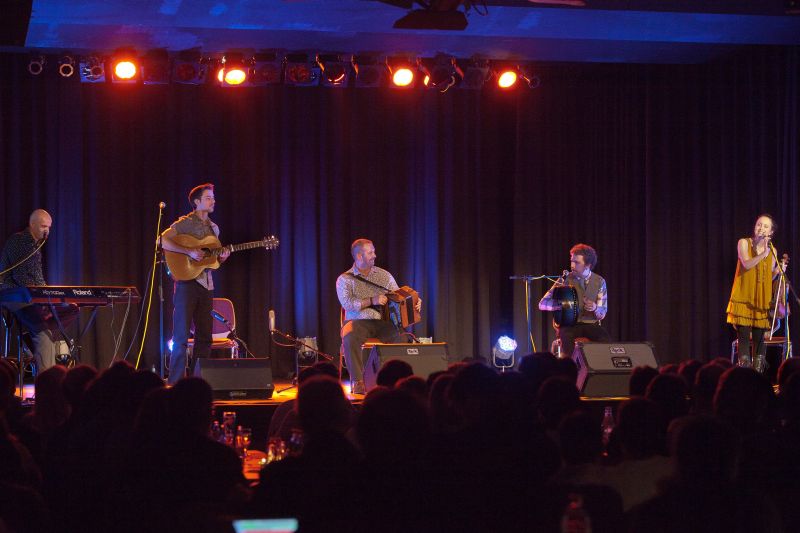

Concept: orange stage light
[[114, 60, 137, 80], [392, 67, 414, 87], [497, 70, 518, 89]]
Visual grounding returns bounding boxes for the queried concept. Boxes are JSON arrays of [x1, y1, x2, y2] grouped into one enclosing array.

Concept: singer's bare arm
[[737, 238, 772, 271]]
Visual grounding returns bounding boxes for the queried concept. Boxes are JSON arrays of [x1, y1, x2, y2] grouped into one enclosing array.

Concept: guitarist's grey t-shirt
[[171, 212, 220, 290]]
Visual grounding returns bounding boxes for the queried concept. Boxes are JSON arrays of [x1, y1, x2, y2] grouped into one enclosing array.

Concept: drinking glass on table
[[222, 411, 237, 446], [236, 426, 252, 458]]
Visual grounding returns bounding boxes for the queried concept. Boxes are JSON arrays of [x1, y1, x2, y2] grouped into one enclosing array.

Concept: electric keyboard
[[0, 285, 141, 307]]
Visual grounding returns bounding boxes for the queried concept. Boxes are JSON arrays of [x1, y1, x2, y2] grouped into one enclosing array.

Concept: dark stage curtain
[[1, 47, 797, 376]]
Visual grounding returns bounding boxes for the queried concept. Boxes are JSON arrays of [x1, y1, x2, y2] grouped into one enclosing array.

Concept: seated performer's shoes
[[351, 380, 366, 395]]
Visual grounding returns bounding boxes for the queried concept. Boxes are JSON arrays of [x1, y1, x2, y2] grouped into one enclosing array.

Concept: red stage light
[[392, 67, 414, 87], [497, 70, 518, 89], [114, 60, 137, 80]]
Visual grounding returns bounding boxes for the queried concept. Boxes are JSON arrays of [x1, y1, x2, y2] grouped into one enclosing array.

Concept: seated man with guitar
[[539, 243, 610, 358], [161, 183, 230, 385], [336, 239, 422, 394]]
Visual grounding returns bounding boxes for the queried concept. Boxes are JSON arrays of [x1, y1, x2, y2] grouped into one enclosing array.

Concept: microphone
[[561, 269, 570, 278], [210, 309, 231, 326], [159, 201, 166, 209], [269, 309, 276, 332]]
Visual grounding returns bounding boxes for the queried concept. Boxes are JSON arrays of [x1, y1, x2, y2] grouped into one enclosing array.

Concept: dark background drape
[[1, 47, 797, 376]]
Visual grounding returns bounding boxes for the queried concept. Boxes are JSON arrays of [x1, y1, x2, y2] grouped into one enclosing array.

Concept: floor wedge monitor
[[193, 358, 274, 400], [572, 342, 658, 397], [363, 343, 448, 391]]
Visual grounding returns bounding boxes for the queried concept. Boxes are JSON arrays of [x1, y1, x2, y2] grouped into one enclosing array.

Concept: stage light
[[58, 55, 76, 78], [387, 56, 418, 88], [79, 56, 106, 83], [497, 70, 518, 89], [109, 49, 140, 84], [317, 53, 350, 87], [492, 336, 518, 370], [173, 50, 208, 85], [458, 57, 490, 90], [352, 54, 387, 88], [284, 53, 319, 86], [419, 55, 462, 92], [27, 54, 45, 76], [251, 51, 283, 86], [141, 49, 170, 85], [218, 53, 250, 87]]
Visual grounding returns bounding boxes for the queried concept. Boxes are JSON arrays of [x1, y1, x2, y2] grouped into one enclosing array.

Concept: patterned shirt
[[539, 270, 608, 323], [0, 229, 46, 289], [170, 212, 220, 290], [336, 264, 399, 320]]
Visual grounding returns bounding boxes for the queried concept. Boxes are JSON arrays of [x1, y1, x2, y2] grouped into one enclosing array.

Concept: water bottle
[[560, 493, 592, 533], [601, 406, 614, 448]]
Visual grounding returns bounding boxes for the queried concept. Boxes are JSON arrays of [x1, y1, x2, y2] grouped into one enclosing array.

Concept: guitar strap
[[344, 272, 391, 292]]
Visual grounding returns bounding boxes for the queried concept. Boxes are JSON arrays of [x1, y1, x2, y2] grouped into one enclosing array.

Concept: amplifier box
[[572, 342, 658, 397], [193, 358, 274, 400], [363, 343, 449, 391]]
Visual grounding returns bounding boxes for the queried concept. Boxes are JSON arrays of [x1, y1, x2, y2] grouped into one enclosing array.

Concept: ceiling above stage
[[20, 0, 800, 64]]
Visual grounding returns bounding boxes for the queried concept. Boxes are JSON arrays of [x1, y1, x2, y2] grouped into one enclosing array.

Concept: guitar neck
[[218, 241, 265, 255]]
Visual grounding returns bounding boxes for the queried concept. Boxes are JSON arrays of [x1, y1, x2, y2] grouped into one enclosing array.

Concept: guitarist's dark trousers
[[341, 319, 404, 382], [170, 280, 213, 385]]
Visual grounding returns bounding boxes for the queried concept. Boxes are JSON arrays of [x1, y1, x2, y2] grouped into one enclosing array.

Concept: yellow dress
[[726, 238, 773, 329]]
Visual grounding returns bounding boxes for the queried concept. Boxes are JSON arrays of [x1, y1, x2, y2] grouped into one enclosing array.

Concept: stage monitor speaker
[[193, 358, 274, 400], [363, 343, 448, 391], [572, 342, 658, 397]]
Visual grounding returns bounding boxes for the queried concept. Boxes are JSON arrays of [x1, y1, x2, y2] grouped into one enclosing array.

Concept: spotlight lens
[[224, 68, 247, 85], [497, 336, 518, 352], [498, 71, 517, 89], [114, 61, 137, 80], [392, 68, 414, 87]]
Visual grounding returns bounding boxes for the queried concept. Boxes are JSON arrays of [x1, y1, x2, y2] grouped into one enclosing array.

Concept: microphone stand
[[510, 273, 565, 354], [269, 326, 334, 394], [768, 246, 793, 359], [158, 245, 165, 379]]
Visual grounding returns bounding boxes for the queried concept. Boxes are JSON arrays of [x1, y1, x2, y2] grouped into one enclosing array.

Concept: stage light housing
[[218, 53, 250, 87], [317, 53, 350, 88], [173, 50, 209, 85], [58, 55, 76, 78], [458, 57, 490, 89], [284, 53, 320, 86], [79, 56, 106, 83], [141, 49, 170, 85], [251, 51, 283, 86], [387, 56, 418, 88], [352, 54, 387, 88], [27, 54, 45, 76], [110, 49, 140, 84], [492, 336, 518, 370], [419, 55, 462, 92]]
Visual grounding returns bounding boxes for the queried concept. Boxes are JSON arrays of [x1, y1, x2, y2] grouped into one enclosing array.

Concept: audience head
[[518, 352, 560, 397], [668, 415, 741, 484], [659, 363, 679, 375], [558, 410, 603, 466], [297, 361, 339, 385], [692, 362, 726, 415], [711, 356, 734, 369], [428, 372, 455, 432], [646, 373, 689, 424], [777, 357, 800, 391], [629, 365, 659, 397], [376, 359, 414, 388], [61, 364, 98, 410], [447, 361, 501, 428], [297, 375, 352, 436], [678, 359, 702, 388], [781, 373, 800, 424], [713, 366, 773, 434], [537, 376, 580, 431], [615, 397, 663, 459], [395, 375, 428, 401], [555, 357, 579, 384], [31, 365, 69, 431], [356, 387, 429, 465], [168, 377, 214, 436]]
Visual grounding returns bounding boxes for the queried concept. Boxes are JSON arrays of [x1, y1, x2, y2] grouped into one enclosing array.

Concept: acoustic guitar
[[164, 234, 279, 281]]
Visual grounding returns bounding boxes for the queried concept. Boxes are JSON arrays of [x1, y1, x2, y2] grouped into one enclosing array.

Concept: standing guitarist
[[161, 183, 230, 385], [336, 238, 422, 394]]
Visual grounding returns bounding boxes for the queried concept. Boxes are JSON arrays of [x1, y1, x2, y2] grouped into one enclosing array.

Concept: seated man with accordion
[[336, 238, 422, 394], [539, 243, 610, 358]]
